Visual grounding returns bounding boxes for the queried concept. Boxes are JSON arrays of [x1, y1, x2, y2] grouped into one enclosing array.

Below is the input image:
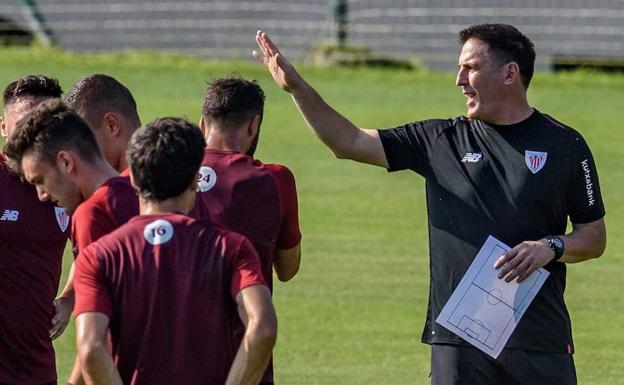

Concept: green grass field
[[1, 47, 623, 384]]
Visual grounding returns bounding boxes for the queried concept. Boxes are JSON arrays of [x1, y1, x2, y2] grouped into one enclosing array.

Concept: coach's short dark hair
[[4, 99, 102, 173], [127, 117, 205, 202], [64, 74, 141, 128], [202, 75, 265, 131], [3, 75, 62, 107], [459, 24, 536, 89]]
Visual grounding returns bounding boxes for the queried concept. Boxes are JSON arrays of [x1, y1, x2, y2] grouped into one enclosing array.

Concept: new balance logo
[[461, 152, 482, 163], [0, 209, 19, 221]]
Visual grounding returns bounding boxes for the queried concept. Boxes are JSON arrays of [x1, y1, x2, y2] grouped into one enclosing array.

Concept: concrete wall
[[1, 0, 623, 70]]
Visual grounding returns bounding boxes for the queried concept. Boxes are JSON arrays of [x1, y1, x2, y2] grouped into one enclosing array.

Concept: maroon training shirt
[[191, 150, 301, 289], [0, 154, 69, 385], [190, 150, 301, 383], [263, 163, 302, 251], [71, 176, 139, 258], [74, 213, 265, 385]]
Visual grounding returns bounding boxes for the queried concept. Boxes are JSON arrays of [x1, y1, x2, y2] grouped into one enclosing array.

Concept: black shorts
[[430, 344, 577, 385]]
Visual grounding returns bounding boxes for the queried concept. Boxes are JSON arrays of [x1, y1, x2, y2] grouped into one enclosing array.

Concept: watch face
[[552, 237, 563, 249]]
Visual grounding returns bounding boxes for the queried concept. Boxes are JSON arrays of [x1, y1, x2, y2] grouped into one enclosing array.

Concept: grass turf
[[1, 47, 623, 384]]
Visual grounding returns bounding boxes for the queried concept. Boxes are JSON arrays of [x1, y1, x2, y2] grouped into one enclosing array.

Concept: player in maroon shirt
[[65, 74, 141, 176], [0, 75, 69, 385], [194, 76, 301, 385], [196, 75, 302, 281], [64, 74, 142, 384], [4, 99, 139, 385], [73, 117, 277, 385]]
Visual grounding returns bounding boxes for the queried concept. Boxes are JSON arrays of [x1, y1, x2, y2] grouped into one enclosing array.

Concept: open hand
[[253, 30, 304, 93]]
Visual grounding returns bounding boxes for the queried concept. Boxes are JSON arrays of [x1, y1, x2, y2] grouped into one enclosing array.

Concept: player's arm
[[60, 204, 114, 344], [495, 218, 606, 283], [270, 165, 302, 282], [75, 312, 123, 385], [274, 244, 301, 282], [254, 31, 388, 168], [72, 243, 115, 385], [225, 284, 277, 385], [50, 261, 75, 340]]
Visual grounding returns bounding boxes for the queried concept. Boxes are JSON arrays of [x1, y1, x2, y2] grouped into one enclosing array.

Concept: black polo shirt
[[379, 109, 605, 352]]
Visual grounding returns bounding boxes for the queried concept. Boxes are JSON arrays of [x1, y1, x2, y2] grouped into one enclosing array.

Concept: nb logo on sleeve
[[0, 209, 19, 221], [461, 152, 483, 163]]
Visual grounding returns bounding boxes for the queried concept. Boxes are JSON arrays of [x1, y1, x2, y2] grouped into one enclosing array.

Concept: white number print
[[196, 166, 217, 192], [144, 219, 174, 246]]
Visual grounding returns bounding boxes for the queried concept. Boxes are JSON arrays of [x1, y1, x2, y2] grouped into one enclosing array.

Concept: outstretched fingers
[[254, 32, 268, 61], [255, 31, 269, 58], [261, 32, 280, 57], [253, 30, 298, 93], [256, 30, 281, 59]]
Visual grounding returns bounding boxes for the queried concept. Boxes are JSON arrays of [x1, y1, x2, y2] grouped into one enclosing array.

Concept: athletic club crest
[[54, 207, 69, 232], [525, 150, 547, 174]]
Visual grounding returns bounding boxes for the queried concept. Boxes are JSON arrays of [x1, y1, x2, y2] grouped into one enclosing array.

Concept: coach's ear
[[503, 61, 520, 86]]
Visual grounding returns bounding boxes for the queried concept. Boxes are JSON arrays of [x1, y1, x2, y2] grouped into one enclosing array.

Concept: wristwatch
[[546, 236, 565, 261]]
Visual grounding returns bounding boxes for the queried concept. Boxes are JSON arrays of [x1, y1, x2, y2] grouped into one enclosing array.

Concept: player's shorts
[[430, 344, 577, 385]]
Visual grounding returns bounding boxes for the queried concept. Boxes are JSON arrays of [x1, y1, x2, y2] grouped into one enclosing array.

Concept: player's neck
[[139, 188, 195, 216], [79, 160, 119, 199], [204, 127, 244, 153], [115, 155, 129, 173]]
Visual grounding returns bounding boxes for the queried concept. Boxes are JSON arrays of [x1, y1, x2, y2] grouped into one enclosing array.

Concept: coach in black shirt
[[254, 23, 606, 384]]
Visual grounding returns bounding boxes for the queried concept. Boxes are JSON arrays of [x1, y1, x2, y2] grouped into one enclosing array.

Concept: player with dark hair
[[0, 75, 69, 385], [4, 98, 138, 248], [64, 74, 141, 174], [5, 98, 138, 384], [74, 117, 277, 385], [63, 74, 142, 385], [2, 75, 63, 134], [255, 23, 605, 384], [194, 75, 301, 385]]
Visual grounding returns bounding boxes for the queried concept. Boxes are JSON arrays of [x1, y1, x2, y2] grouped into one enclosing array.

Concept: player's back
[[192, 150, 281, 287], [75, 213, 263, 385]]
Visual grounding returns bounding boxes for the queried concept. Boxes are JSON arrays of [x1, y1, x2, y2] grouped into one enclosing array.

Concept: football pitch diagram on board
[[437, 236, 550, 358]]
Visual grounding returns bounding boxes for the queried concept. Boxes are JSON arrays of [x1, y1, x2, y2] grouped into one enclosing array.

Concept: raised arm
[[225, 284, 277, 385], [76, 312, 123, 385], [254, 31, 388, 168]]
